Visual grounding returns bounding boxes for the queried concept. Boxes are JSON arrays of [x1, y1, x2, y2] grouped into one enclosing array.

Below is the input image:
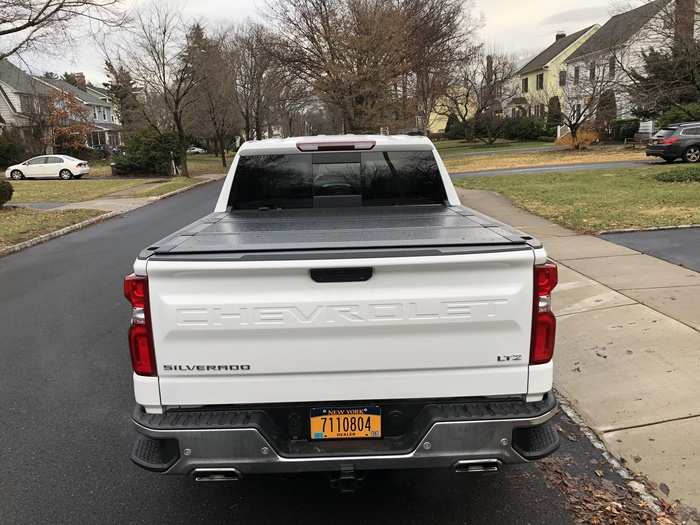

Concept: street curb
[[598, 223, 700, 235], [556, 392, 666, 514], [0, 176, 221, 259]]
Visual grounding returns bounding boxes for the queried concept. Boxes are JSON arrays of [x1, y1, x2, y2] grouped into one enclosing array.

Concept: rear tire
[[683, 146, 700, 163], [59, 169, 73, 180], [10, 169, 24, 180]]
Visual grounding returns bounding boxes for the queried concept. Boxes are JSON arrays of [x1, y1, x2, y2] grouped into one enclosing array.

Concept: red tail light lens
[[660, 136, 679, 145], [129, 323, 156, 375], [124, 273, 156, 376], [531, 261, 558, 365], [124, 273, 148, 308], [535, 261, 558, 297]]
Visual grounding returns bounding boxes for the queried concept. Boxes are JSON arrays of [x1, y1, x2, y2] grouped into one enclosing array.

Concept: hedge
[[114, 129, 181, 176], [655, 168, 700, 183], [501, 117, 548, 140], [0, 180, 14, 207], [610, 119, 640, 141]]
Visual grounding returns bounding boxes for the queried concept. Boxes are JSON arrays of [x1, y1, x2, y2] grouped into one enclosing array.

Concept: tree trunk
[[174, 112, 189, 177], [218, 134, 227, 168], [244, 113, 251, 141]]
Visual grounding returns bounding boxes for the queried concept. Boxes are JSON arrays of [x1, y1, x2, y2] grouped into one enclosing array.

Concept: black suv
[[646, 122, 700, 163]]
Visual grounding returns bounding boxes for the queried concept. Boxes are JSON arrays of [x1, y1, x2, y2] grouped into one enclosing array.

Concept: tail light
[[660, 136, 679, 145], [77, 162, 88, 168], [531, 261, 558, 365], [124, 273, 156, 376]]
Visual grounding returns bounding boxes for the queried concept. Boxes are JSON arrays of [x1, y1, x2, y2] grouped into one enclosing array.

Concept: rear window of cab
[[228, 151, 447, 210]]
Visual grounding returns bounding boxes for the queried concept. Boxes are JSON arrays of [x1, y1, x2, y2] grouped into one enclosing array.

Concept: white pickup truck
[[125, 135, 559, 486]]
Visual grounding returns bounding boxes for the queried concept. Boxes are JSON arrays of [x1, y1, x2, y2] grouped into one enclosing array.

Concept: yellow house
[[506, 25, 600, 118]]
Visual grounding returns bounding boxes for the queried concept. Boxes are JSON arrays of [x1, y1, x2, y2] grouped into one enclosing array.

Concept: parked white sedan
[[5, 155, 90, 180]]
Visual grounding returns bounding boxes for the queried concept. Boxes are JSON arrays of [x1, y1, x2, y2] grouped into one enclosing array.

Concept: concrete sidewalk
[[52, 173, 225, 214], [458, 188, 700, 512]]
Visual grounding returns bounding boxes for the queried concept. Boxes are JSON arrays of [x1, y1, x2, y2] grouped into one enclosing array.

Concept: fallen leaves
[[538, 457, 685, 525]]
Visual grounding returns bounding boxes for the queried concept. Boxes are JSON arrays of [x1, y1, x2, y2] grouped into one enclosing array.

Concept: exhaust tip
[[192, 468, 242, 482], [453, 459, 501, 474]]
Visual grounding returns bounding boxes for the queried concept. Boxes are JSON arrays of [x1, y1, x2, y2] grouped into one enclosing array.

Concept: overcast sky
[[20, 0, 620, 85]]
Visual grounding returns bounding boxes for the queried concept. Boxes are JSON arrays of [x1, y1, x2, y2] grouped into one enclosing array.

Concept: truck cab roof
[[238, 135, 435, 155]]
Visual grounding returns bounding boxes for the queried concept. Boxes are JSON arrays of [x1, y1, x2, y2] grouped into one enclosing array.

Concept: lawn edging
[[0, 175, 221, 259], [598, 223, 700, 235]]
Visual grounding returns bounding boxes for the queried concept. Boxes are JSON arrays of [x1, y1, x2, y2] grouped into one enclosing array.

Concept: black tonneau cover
[[140, 205, 540, 261]]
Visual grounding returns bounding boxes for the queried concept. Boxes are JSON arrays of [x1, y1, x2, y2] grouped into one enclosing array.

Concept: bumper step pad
[[512, 421, 560, 460], [131, 434, 180, 472]]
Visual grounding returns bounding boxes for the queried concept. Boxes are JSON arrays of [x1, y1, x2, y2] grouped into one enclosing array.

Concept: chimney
[[675, 0, 695, 44], [74, 72, 86, 90], [556, 32, 567, 42]]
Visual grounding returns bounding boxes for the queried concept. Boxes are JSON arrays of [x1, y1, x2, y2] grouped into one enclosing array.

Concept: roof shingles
[[518, 26, 597, 75], [568, 0, 669, 61]]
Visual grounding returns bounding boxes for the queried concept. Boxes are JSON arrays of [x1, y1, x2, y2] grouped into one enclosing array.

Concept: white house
[[0, 59, 52, 134], [564, 0, 696, 132]]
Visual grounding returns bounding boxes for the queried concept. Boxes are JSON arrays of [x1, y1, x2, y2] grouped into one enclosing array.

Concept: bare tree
[[0, 0, 126, 60], [186, 29, 241, 167], [227, 24, 276, 140], [268, 0, 410, 133], [116, 3, 203, 176], [561, 60, 619, 148], [436, 46, 518, 143], [402, 0, 476, 134]]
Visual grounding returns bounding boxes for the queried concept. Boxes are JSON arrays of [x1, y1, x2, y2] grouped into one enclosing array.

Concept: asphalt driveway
[[601, 227, 700, 272], [0, 180, 666, 524]]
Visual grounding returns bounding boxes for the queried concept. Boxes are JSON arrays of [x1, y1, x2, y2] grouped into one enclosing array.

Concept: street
[[0, 181, 659, 524]]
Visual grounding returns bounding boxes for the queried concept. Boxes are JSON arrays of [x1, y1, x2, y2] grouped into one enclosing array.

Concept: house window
[[574, 66, 580, 85], [522, 78, 529, 93], [536, 73, 544, 90], [589, 63, 596, 81], [93, 107, 97, 119], [609, 56, 616, 77], [559, 71, 567, 87], [19, 94, 33, 113]]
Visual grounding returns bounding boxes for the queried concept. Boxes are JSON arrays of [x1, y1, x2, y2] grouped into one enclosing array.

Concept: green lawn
[[9, 179, 151, 203], [0, 207, 105, 248], [434, 140, 554, 158], [456, 165, 700, 233]]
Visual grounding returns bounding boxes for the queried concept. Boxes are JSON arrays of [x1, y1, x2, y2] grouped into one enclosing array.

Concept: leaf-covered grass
[[457, 165, 700, 233], [0, 207, 105, 248], [434, 140, 552, 158], [444, 148, 647, 173], [9, 179, 150, 203]]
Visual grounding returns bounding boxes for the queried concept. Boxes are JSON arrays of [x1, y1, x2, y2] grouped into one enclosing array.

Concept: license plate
[[310, 406, 381, 440]]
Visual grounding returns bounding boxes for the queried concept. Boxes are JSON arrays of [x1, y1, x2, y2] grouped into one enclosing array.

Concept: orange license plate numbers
[[310, 407, 381, 440]]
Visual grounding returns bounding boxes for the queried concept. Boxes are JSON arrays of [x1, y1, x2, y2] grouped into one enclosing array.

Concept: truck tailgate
[[147, 250, 535, 406]]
